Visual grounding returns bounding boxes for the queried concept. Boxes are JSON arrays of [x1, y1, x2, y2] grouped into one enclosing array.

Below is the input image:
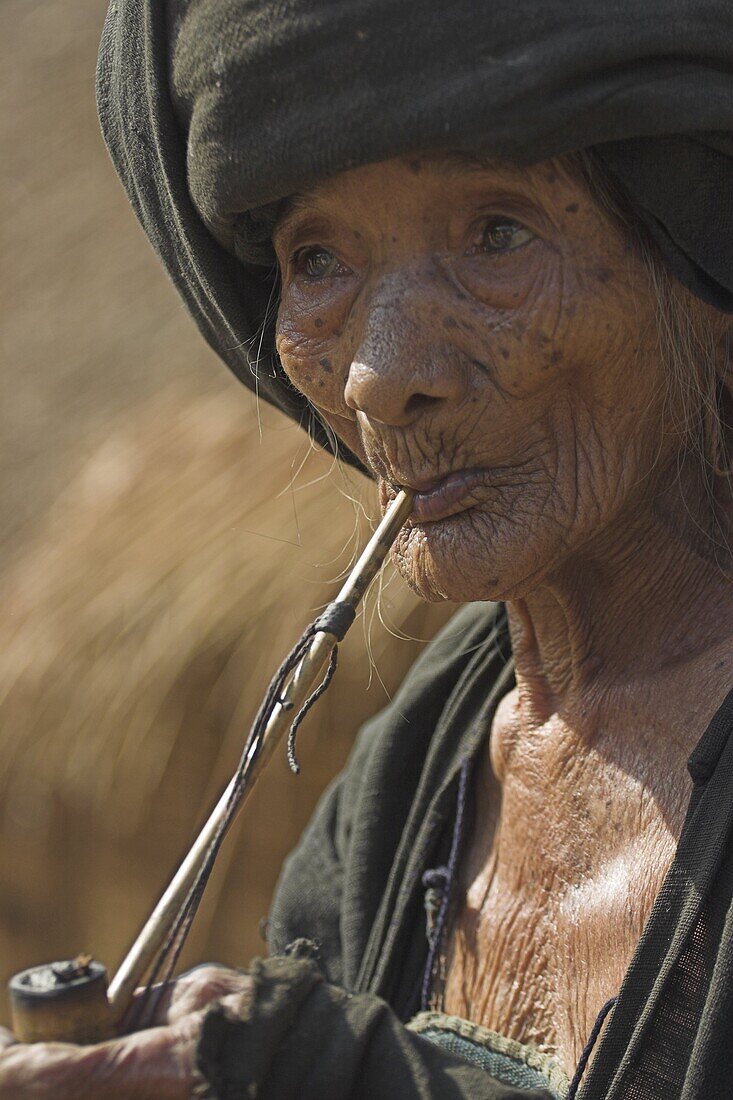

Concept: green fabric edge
[[407, 1011, 570, 1099]]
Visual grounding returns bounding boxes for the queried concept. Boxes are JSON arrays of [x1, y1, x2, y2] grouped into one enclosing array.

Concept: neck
[[506, 475, 733, 727]]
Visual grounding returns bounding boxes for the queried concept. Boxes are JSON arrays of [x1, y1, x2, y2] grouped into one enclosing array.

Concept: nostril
[[404, 392, 442, 418]]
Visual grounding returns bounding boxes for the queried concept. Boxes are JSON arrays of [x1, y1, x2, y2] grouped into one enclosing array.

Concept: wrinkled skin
[[275, 153, 675, 607], [3, 153, 732, 1091], [274, 153, 733, 1073]]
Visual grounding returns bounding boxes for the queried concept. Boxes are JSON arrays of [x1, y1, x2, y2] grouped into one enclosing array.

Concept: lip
[[387, 468, 490, 523]]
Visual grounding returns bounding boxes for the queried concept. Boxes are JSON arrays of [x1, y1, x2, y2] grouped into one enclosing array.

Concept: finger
[[0, 1015, 201, 1100], [0, 1031, 16, 1054], [166, 965, 251, 1024], [128, 965, 250, 1029]]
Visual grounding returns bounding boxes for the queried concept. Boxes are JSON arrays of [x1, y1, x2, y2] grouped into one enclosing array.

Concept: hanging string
[[567, 995, 618, 1100], [286, 646, 338, 774], [130, 600, 354, 1029]]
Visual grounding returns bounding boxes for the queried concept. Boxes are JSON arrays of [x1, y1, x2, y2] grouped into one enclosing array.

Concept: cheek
[[445, 241, 585, 406], [485, 244, 656, 423], [451, 240, 556, 316], [276, 306, 349, 413]]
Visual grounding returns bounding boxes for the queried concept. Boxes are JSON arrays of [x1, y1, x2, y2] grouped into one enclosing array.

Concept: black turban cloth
[[97, 0, 733, 471]]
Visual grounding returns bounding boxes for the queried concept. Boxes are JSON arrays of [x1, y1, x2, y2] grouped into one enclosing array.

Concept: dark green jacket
[[195, 603, 733, 1099]]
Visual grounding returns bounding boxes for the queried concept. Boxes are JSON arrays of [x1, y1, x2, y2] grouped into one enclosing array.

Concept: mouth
[[383, 468, 489, 524]]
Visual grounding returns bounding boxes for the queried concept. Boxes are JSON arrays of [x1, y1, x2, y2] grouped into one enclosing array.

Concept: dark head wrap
[[97, 0, 733, 468]]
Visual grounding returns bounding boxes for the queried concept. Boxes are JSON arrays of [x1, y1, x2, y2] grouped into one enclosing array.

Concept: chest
[[442, 691, 690, 1078]]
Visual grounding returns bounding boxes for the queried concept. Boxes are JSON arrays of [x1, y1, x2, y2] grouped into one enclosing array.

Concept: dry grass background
[[0, 0, 452, 1021]]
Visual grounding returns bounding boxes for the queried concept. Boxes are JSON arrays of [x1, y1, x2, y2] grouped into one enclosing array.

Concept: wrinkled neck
[[506, 477, 733, 725]]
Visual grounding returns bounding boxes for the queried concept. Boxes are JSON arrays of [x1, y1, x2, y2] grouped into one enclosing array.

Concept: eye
[[471, 217, 535, 256], [292, 246, 347, 280]]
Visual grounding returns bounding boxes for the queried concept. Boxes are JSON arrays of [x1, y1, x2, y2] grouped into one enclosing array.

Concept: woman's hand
[[0, 965, 250, 1099]]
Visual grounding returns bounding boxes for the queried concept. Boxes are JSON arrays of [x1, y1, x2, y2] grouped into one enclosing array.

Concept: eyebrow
[[272, 197, 330, 247]]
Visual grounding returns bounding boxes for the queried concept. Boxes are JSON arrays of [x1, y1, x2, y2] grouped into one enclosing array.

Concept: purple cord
[[420, 755, 471, 1011]]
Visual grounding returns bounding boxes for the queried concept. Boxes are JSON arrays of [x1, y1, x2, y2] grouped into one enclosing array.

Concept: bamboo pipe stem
[[106, 488, 413, 1017]]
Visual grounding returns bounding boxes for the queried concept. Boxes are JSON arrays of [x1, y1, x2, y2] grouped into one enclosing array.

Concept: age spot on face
[[272, 152, 668, 606]]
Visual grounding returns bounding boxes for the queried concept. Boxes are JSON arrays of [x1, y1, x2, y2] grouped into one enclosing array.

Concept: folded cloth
[[97, 0, 733, 470], [193, 953, 555, 1099]]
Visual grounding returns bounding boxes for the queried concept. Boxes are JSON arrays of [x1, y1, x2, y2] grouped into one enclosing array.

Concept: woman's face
[[273, 154, 672, 603]]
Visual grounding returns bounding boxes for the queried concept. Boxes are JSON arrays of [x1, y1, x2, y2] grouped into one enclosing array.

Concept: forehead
[[272, 152, 588, 240]]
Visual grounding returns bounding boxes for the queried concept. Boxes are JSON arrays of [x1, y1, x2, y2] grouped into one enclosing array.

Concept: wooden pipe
[[8, 490, 413, 1044], [9, 958, 114, 1045]]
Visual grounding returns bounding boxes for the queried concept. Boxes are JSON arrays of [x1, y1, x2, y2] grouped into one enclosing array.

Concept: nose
[[344, 276, 466, 427]]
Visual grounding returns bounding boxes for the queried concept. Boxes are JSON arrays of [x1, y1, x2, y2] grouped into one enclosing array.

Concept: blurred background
[[0, 0, 452, 1022]]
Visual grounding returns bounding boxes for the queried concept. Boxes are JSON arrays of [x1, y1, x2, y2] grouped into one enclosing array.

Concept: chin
[[391, 511, 511, 604]]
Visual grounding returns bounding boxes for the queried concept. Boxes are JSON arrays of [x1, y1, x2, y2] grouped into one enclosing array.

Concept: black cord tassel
[[130, 603, 356, 1029], [131, 624, 321, 1029], [286, 644, 339, 774]]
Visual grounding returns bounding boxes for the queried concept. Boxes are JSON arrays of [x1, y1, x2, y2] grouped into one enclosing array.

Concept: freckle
[[353, 230, 362, 240], [392, 236, 398, 243], [549, 349, 563, 364], [318, 356, 332, 369], [454, 290, 467, 301], [316, 379, 325, 388], [461, 321, 474, 333], [443, 316, 458, 329], [500, 347, 510, 359], [565, 203, 579, 214], [409, 159, 422, 174], [314, 317, 324, 328], [538, 334, 550, 346], [512, 291, 520, 299]]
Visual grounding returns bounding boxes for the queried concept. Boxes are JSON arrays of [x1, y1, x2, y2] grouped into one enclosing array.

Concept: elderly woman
[[3, 0, 732, 1097]]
